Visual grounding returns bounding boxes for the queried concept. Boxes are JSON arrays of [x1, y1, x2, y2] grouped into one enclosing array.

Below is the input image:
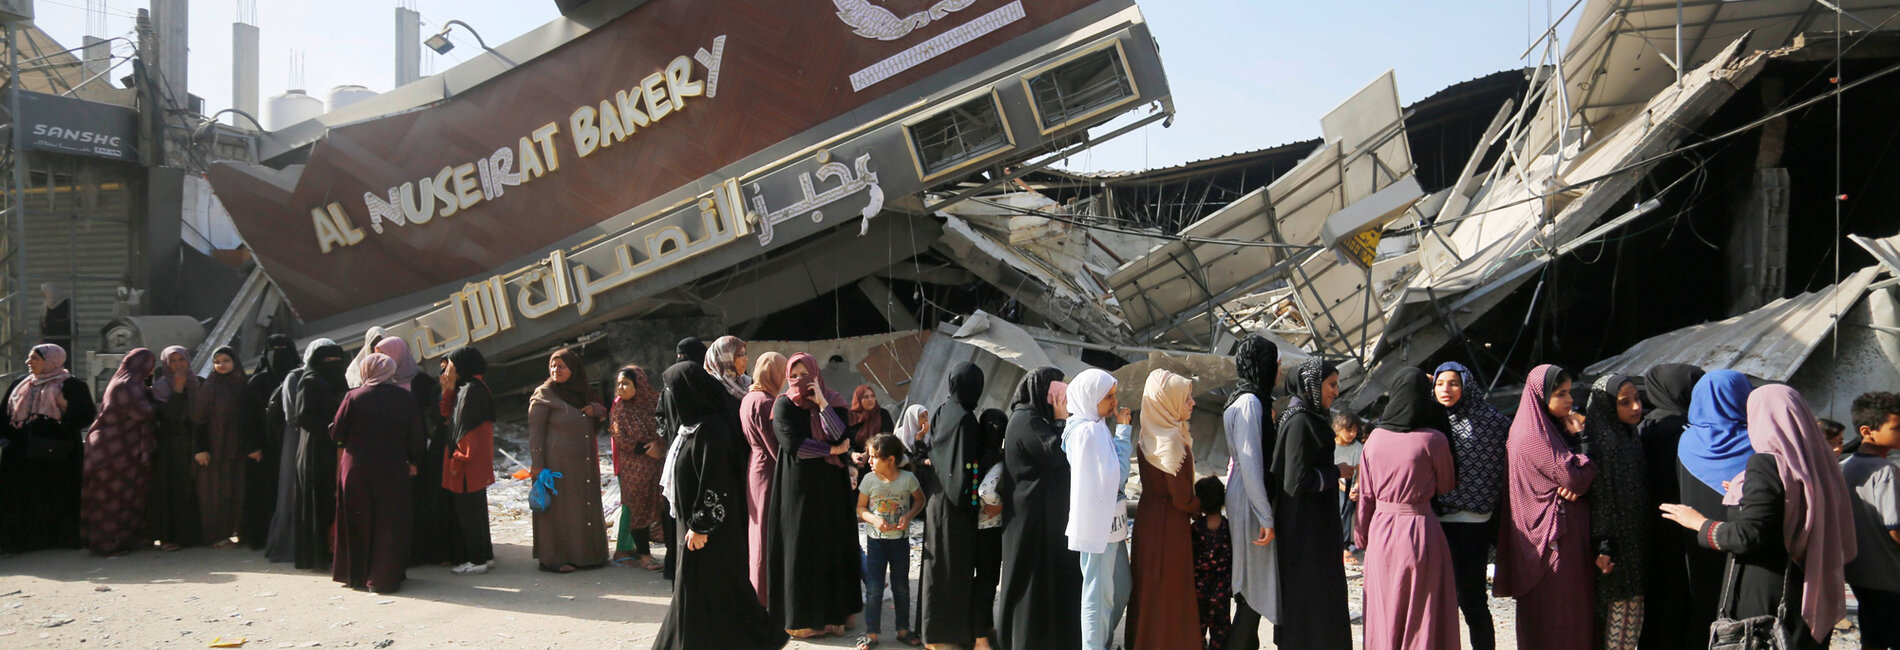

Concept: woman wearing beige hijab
[[1126, 369, 1202, 649]]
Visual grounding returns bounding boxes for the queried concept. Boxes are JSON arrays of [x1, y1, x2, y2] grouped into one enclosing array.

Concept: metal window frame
[[1018, 37, 1140, 136], [902, 87, 1018, 183]]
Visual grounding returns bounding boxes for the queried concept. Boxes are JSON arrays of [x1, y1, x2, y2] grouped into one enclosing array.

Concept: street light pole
[[425, 20, 517, 67]]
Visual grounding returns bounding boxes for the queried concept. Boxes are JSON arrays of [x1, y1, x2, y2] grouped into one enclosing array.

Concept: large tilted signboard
[[206, 0, 1115, 321], [12, 91, 138, 162]]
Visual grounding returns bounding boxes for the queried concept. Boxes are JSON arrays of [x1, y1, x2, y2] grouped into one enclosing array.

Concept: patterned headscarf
[[9, 343, 72, 426], [1495, 364, 1596, 598], [1433, 361, 1513, 514], [703, 335, 750, 399], [610, 365, 659, 475], [1277, 357, 1337, 432], [1230, 334, 1279, 409], [96, 348, 158, 439]]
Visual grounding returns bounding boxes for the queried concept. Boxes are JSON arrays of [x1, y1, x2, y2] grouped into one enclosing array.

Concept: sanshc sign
[[11, 90, 138, 162]]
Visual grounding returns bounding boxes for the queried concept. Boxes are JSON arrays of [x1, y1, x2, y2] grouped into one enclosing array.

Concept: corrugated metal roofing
[[1583, 266, 1883, 381]]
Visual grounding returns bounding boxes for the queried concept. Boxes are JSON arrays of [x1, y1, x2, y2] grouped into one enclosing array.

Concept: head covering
[[191, 346, 250, 428], [675, 337, 707, 362], [979, 408, 1009, 469], [658, 358, 730, 518], [259, 334, 300, 384], [446, 345, 488, 380], [97, 348, 158, 428], [447, 346, 494, 445], [1495, 363, 1598, 598], [373, 336, 419, 391], [947, 362, 983, 411], [1432, 361, 1515, 514], [894, 403, 930, 452], [851, 380, 885, 446], [309, 341, 350, 387], [1643, 363, 1705, 423], [151, 345, 198, 403], [1230, 334, 1279, 408], [1679, 369, 1755, 493], [1139, 369, 1193, 476], [1377, 367, 1444, 432], [358, 353, 397, 387], [786, 352, 847, 445], [703, 335, 750, 398], [1278, 357, 1338, 431], [303, 338, 337, 365], [542, 347, 594, 408], [1743, 385, 1857, 643], [1584, 374, 1637, 433], [344, 326, 388, 389], [41, 282, 68, 312], [749, 351, 788, 395], [1009, 366, 1065, 423], [9, 343, 72, 426], [1063, 368, 1122, 553], [610, 365, 659, 474]]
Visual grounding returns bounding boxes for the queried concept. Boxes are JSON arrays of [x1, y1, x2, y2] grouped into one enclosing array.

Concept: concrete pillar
[[232, 22, 259, 126], [394, 7, 421, 86], [150, 0, 188, 113], [81, 35, 110, 81]]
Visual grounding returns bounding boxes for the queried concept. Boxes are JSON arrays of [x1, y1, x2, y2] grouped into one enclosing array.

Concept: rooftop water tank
[[325, 84, 378, 114], [263, 89, 323, 131]]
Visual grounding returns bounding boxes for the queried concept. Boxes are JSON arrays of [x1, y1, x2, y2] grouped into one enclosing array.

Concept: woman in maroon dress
[[1494, 364, 1596, 650], [1355, 368, 1459, 650], [81, 349, 158, 556], [740, 351, 788, 604], [330, 353, 426, 593], [1127, 369, 1201, 650]]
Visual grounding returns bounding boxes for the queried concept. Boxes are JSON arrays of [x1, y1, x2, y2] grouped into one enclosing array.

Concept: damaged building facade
[[172, 0, 1900, 458]]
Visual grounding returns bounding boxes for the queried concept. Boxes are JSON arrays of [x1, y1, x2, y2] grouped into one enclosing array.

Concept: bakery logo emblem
[[836, 0, 1027, 92], [832, 0, 978, 40]]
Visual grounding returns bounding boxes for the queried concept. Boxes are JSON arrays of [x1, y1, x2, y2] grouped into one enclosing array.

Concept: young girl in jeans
[[858, 433, 925, 649]]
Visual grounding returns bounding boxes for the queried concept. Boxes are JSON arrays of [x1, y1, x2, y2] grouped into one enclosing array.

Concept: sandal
[[638, 557, 663, 571], [895, 631, 923, 647], [857, 635, 879, 650], [787, 629, 828, 640]]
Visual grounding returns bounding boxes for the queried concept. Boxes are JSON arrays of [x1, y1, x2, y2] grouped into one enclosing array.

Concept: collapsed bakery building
[[8, 0, 1893, 463]]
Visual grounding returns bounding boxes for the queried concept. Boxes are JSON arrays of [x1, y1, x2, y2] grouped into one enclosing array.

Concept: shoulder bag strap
[[1716, 553, 1742, 621]]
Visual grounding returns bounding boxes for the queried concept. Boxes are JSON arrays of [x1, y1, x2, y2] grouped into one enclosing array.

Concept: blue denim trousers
[[1078, 539, 1132, 650], [863, 536, 912, 634]]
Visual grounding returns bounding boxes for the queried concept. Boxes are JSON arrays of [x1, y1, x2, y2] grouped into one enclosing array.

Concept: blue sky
[[26, 0, 1574, 173]]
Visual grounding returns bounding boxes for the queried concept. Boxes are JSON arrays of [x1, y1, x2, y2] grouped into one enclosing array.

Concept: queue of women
[[1, 326, 1887, 650]]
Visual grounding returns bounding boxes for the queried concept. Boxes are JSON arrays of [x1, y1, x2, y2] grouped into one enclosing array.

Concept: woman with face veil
[[292, 340, 351, 570], [1269, 357, 1353, 649], [995, 367, 1079, 650], [264, 339, 333, 563], [765, 352, 861, 637], [653, 358, 788, 650], [243, 334, 300, 550], [1355, 368, 1458, 650], [919, 362, 987, 648], [1494, 364, 1597, 650]]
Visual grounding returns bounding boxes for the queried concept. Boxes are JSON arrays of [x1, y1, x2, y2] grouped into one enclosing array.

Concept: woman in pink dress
[[1495, 364, 1597, 650], [1355, 368, 1459, 650], [740, 351, 788, 605]]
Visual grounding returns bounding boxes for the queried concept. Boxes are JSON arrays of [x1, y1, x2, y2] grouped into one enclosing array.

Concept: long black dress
[[292, 361, 349, 570], [243, 363, 292, 549], [921, 363, 984, 646], [264, 365, 311, 562], [149, 379, 203, 546], [1689, 453, 1825, 649], [995, 369, 1082, 650], [1270, 403, 1353, 649], [0, 376, 95, 554], [403, 373, 454, 567], [1637, 363, 1701, 649], [1679, 459, 1732, 638], [654, 361, 787, 650], [766, 394, 861, 630]]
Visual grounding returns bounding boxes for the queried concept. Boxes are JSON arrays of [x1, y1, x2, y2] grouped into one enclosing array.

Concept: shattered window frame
[[1020, 39, 1140, 135], [903, 88, 1017, 181]]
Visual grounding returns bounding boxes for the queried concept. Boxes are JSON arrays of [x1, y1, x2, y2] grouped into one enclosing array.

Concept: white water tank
[[325, 84, 378, 113], [264, 89, 323, 131]]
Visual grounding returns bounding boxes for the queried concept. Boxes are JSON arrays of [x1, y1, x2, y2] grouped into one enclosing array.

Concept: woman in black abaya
[[653, 359, 787, 650], [1269, 358, 1352, 649], [765, 352, 861, 637], [921, 362, 987, 648], [292, 341, 350, 570], [995, 366, 1081, 650], [243, 334, 300, 550]]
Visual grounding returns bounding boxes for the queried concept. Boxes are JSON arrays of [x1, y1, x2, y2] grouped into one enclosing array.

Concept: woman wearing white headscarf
[[344, 326, 388, 389], [1126, 369, 1200, 649], [1064, 368, 1135, 650]]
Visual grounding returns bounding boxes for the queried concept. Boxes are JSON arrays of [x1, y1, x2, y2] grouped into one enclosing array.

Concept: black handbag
[[1708, 554, 1797, 650]]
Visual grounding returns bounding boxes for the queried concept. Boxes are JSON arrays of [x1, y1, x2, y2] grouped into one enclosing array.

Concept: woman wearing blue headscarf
[[1674, 369, 1754, 635]]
